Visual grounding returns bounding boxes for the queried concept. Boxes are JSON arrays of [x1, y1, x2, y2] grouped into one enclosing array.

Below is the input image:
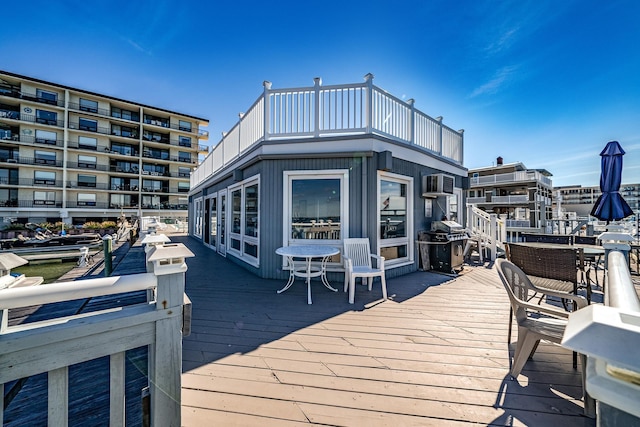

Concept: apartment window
[[36, 109, 57, 125], [142, 179, 163, 192], [0, 188, 17, 206], [78, 136, 97, 150], [78, 155, 97, 169], [110, 194, 137, 208], [34, 170, 56, 185], [77, 193, 96, 206], [34, 191, 56, 205], [142, 164, 166, 176], [111, 142, 136, 156], [35, 129, 57, 144], [0, 168, 18, 185], [178, 136, 192, 147], [285, 170, 348, 243], [36, 89, 58, 105], [111, 124, 138, 138], [178, 151, 191, 163], [178, 182, 190, 193], [143, 130, 168, 142], [79, 98, 98, 113], [79, 118, 98, 132], [144, 147, 169, 160], [378, 172, 413, 266], [34, 150, 56, 165], [142, 195, 160, 209], [111, 107, 139, 122], [77, 174, 97, 188], [143, 114, 169, 127], [114, 161, 138, 173], [111, 177, 138, 191], [178, 120, 192, 132], [178, 167, 191, 177]]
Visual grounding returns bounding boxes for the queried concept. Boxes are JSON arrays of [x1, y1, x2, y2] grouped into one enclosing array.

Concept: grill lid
[[431, 220, 465, 234]]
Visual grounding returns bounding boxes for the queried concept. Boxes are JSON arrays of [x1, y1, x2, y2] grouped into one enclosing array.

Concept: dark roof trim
[[0, 69, 209, 123]]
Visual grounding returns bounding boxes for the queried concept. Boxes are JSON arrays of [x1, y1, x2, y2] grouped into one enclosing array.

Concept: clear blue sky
[[2, 0, 639, 187]]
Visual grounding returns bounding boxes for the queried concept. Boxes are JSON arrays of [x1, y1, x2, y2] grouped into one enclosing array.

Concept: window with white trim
[[284, 170, 348, 246], [378, 171, 413, 267]]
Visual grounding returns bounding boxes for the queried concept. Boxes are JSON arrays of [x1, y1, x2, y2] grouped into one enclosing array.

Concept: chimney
[[497, 156, 503, 166]]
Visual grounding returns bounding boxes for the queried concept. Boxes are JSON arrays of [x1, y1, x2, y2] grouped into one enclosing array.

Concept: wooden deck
[[179, 236, 595, 427]]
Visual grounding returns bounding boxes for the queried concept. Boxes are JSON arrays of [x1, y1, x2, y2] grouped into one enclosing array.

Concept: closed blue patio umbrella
[[590, 140, 633, 222]]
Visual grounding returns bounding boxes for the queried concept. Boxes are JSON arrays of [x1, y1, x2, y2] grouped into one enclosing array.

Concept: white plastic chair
[[343, 238, 387, 304]]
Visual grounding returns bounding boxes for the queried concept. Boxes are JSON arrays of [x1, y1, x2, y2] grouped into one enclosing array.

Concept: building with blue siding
[[188, 74, 467, 280]]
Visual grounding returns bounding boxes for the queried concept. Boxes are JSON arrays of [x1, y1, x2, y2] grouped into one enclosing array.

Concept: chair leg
[[367, 277, 373, 291], [507, 307, 513, 344], [511, 328, 539, 377], [381, 275, 387, 300], [348, 276, 356, 304], [343, 270, 349, 293], [579, 353, 596, 418]]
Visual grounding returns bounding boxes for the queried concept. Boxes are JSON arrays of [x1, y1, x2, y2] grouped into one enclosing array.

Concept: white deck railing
[[0, 244, 193, 426], [563, 230, 640, 423], [470, 170, 552, 188], [466, 205, 506, 261], [191, 74, 464, 188]]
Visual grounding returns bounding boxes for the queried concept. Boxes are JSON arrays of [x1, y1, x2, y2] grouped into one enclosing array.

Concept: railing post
[[147, 243, 195, 427], [238, 112, 244, 153], [407, 98, 415, 144], [103, 235, 113, 277], [364, 73, 374, 134], [489, 213, 497, 261], [313, 77, 322, 138], [435, 116, 443, 156], [263, 80, 272, 141]]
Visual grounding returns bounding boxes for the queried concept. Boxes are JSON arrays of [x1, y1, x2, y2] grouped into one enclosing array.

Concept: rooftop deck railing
[[191, 74, 464, 188], [470, 170, 552, 188]]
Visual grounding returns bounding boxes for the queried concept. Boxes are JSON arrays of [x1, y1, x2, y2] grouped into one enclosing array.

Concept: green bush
[[101, 221, 117, 229], [83, 221, 103, 230]]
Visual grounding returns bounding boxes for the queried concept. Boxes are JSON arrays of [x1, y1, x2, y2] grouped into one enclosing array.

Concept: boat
[[0, 223, 101, 251]]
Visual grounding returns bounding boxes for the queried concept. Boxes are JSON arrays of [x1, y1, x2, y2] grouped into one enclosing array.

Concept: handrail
[[191, 74, 463, 189], [605, 251, 640, 310]]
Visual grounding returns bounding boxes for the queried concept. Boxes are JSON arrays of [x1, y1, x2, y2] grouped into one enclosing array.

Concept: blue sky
[[2, 0, 639, 187]]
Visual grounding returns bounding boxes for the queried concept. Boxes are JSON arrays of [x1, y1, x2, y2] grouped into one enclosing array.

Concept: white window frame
[[377, 171, 414, 269], [227, 175, 260, 267], [282, 170, 349, 270], [194, 196, 203, 238]]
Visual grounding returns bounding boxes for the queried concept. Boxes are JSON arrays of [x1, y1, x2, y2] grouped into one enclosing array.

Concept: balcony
[[467, 195, 530, 204], [1, 156, 64, 168], [1, 199, 64, 208], [66, 161, 110, 172], [470, 170, 552, 188], [65, 201, 110, 209], [0, 88, 65, 107], [66, 182, 111, 190]]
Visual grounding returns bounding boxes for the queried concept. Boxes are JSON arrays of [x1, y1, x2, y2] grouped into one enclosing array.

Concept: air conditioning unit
[[422, 173, 454, 197]]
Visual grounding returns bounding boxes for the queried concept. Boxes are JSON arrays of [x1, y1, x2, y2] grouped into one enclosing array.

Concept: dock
[[3, 233, 626, 425]]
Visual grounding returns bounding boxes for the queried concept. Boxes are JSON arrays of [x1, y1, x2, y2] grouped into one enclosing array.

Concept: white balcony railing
[[470, 170, 552, 188], [191, 74, 464, 188], [0, 243, 193, 426]]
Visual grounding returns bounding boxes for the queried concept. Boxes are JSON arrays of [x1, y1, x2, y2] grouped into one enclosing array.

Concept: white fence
[[0, 244, 193, 426], [191, 74, 464, 188]]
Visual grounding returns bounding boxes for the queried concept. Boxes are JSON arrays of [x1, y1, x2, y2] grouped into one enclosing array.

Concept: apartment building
[[554, 183, 640, 217], [0, 70, 208, 225], [467, 157, 554, 229]]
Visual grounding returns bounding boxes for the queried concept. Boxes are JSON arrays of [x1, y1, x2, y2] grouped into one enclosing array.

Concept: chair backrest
[[507, 243, 579, 284], [343, 238, 373, 268], [573, 235, 597, 245], [496, 259, 535, 321], [521, 233, 572, 244]]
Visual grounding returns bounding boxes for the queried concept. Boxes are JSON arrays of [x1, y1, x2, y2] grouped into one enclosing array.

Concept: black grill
[[425, 221, 467, 273]]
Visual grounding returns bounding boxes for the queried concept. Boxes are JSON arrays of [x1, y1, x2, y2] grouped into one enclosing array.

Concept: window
[[142, 179, 163, 192], [78, 155, 97, 169], [227, 177, 260, 265], [111, 142, 136, 156], [378, 172, 413, 266], [142, 163, 166, 176], [36, 89, 58, 105], [79, 98, 98, 113], [143, 114, 169, 127], [178, 167, 191, 177], [77, 193, 96, 206], [35, 129, 57, 144], [36, 109, 57, 125], [285, 170, 348, 244], [142, 195, 160, 209], [110, 193, 138, 208], [34, 191, 56, 205], [111, 124, 138, 138], [79, 118, 98, 132], [179, 136, 192, 147], [111, 107, 139, 122], [34, 150, 56, 165], [178, 151, 191, 163], [34, 170, 56, 185], [111, 177, 138, 191], [178, 182, 190, 193], [143, 147, 169, 160], [143, 130, 168, 142], [178, 120, 192, 132], [77, 174, 97, 188], [78, 136, 97, 150]]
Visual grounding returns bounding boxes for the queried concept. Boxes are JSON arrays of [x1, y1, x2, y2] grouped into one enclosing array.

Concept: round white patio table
[[275, 245, 340, 304]]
